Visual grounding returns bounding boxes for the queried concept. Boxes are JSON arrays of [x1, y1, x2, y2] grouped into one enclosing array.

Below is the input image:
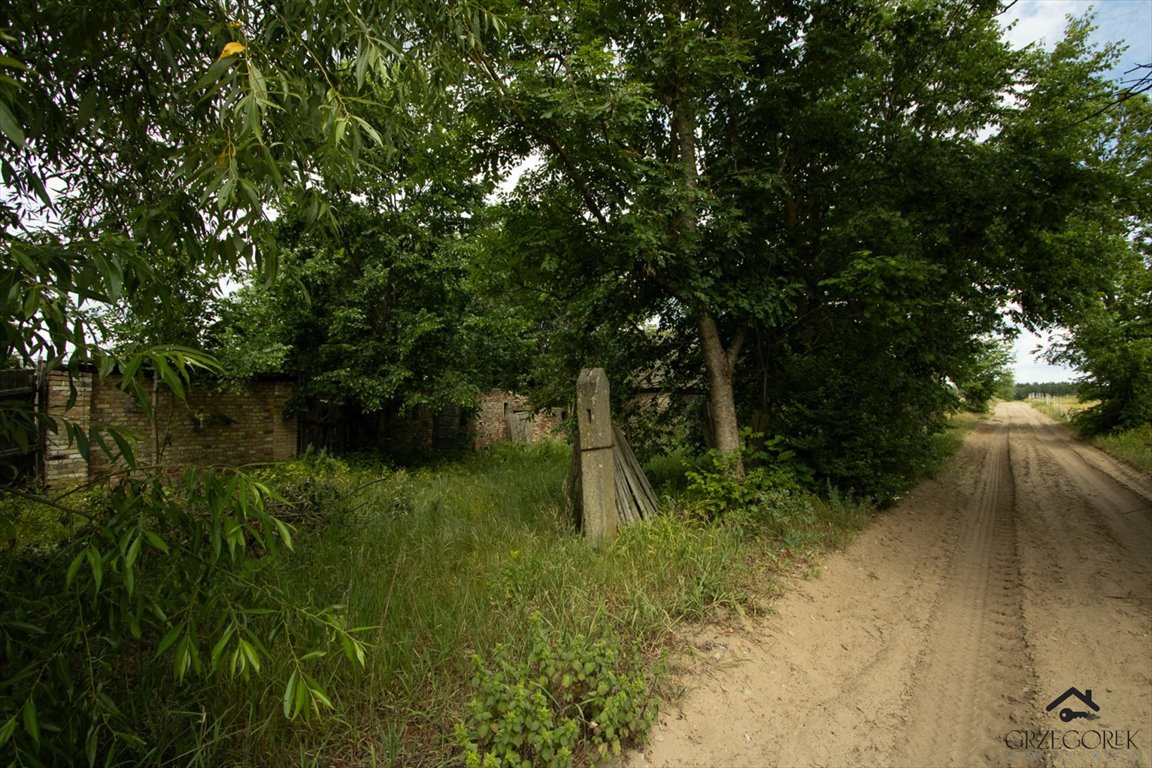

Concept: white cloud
[[1000, 0, 1079, 51], [998, 0, 1151, 83], [1012, 327, 1077, 383]]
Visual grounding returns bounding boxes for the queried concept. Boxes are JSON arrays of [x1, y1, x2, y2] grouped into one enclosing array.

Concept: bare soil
[[624, 402, 1152, 768]]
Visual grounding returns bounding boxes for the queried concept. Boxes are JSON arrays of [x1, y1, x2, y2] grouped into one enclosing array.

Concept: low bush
[[456, 613, 656, 767], [0, 469, 364, 767]]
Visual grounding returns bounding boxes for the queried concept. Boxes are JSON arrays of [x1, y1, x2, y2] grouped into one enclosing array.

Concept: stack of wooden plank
[[565, 422, 658, 529], [611, 424, 658, 524]]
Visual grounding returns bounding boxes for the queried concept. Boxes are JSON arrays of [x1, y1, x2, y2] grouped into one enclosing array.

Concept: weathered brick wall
[[473, 391, 563, 450], [43, 370, 94, 486], [42, 370, 296, 486]]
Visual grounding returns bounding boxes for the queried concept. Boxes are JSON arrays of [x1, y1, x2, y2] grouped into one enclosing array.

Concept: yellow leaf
[[227, 21, 243, 28], [217, 41, 247, 61]]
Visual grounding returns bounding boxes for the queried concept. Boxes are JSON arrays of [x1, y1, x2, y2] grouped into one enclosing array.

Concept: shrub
[[455, 614, 656, 767], [684, 431, 812, 521], [0, 470, 366, 766]]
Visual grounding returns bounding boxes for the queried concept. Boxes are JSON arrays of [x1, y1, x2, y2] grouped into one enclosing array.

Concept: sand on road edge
[[623, 402, 1152, 768]]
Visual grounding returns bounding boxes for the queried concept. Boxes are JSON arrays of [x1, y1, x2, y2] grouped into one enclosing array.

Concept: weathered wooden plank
[[613, 424, 658, 520], [613, 453, 637, 524], [508, 410, 532, 444]]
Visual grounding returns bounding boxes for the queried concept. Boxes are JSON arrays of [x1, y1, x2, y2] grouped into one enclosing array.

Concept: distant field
[[1024, 395, 1097, 422]]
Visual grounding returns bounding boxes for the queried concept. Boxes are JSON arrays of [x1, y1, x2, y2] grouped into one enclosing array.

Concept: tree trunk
[[698, 313, 745, 475], [668, 31, 745, 475]]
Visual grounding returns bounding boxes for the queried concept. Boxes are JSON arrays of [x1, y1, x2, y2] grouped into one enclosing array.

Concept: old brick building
[[472, 391, 564, 450], [42, 370, 296, 486]]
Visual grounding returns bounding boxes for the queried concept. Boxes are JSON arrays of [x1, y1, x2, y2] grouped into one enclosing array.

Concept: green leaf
[[0, 100, 25, 148], [271, 516, 293, 550], [142, 529, 169, 553], [124, 533, 141, 568], [194, 58, 233, 93], [66, 550, 86, 587], [155, 624, 183, 658], [304, 673, 333, 711], [238, 638, 261, 674], [85, 723, 98, 768], [210, 624, 236, 671], [86, 544, 104, 591], [352, 115, 383, 146], [110, 428, 136, 467], [293, 670, 309, 717], [0, 717, 16, 749], [2, 620, 46, 634], [282, 670, 299, 719], [77, 87, 99, 125], [22, 698, 39, 748]]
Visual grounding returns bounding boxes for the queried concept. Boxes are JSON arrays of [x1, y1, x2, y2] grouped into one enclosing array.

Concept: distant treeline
[[1014, 382, 1079, 400]]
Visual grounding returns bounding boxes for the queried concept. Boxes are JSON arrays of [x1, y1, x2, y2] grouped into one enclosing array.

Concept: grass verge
[[179, 443, 872, 766], [1024, 399, 1151, 472], [13, 427, 985, 766], [1090, 425, 1152, 473]]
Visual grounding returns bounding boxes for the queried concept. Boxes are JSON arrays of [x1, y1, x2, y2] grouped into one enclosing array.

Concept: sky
[[998, 0, 1151, 383]]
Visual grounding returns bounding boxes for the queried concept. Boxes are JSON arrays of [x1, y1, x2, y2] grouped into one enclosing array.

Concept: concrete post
[[576, 368, 617, 545]]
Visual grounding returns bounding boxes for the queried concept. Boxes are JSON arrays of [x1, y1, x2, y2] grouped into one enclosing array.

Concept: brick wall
[[473, 391, 563, 450], [43, 370, 94, 486], [42, 370, 296, 486]]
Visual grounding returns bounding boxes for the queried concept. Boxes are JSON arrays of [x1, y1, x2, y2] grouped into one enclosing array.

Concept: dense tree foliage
[[1014, 381, 1080, 400], [215, 155, 536, 422], [471, 0, 1140, 493], [1033, 67, 1151, 434], [1054, 250, 1151, 432], [1, 1, 498, 763], [1, 0, 495, 373]]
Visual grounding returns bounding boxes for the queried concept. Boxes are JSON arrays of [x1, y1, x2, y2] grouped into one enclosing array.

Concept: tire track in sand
[[625, 404, 1150, 768], [895, 410, 1038, 767]]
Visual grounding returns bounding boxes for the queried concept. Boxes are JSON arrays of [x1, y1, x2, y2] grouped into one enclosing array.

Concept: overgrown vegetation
[[3, 0, 1149, 764], [1089, 425, 1152, 473], [2, 441, 876, 765], [1026, 396, 1152, 472]]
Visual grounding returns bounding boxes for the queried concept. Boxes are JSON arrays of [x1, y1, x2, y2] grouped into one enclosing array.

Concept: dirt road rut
[[625, 402, 1152, 768]]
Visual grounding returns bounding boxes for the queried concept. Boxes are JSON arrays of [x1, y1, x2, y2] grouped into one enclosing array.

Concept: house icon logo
[[1046, 687, 1100, 723]]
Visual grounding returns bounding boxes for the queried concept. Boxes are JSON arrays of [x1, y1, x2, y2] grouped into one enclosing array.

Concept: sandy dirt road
[[624, 402, 1152, 768]]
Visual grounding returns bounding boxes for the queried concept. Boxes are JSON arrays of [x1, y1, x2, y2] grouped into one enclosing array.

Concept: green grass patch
[[178, 443, 871, 766], [184, 443, 759, 766], [2, 442, 876, 767], [1090, 425, 1152, 472], [1024, 399, 1150, 472]]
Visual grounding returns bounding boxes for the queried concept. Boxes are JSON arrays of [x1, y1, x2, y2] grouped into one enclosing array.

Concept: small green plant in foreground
[[456, 613, 656, 767]]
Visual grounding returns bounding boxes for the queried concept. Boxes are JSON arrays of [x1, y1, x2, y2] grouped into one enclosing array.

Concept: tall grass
[[1091, 425, 1152, 472], [1, 441, 873, 766], [186, 443, 778, 766]]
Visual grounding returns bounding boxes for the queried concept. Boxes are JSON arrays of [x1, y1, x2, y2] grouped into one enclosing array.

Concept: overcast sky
[[998, 0, 1150, 383]]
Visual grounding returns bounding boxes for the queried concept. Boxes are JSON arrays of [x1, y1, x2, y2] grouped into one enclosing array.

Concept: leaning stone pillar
[[576, 368, 617, 545]]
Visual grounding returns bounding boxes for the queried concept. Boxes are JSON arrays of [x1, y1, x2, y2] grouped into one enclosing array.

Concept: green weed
[[456, 613, 656, 767], [1, 440, 880, 766], [1091, 424, 1152, 472]]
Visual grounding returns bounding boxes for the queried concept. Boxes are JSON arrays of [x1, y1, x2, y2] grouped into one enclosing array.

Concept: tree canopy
[[1, 0, 498, 373], [0, 2, 1148, 758], [471, 0, 1146, 489]]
